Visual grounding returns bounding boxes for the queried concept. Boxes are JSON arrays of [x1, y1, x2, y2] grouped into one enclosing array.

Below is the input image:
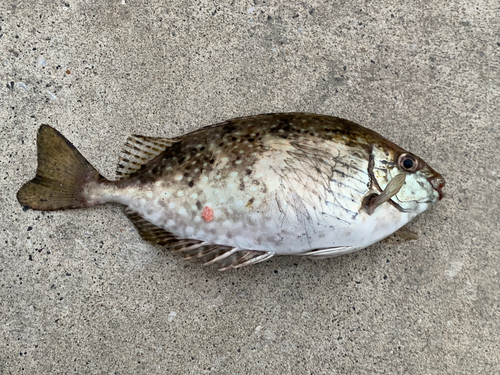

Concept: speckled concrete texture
[[1, 0, 499, 373]]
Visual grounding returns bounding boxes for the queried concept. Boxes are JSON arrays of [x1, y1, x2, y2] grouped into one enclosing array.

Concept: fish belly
[[117, 181, 419, 255]]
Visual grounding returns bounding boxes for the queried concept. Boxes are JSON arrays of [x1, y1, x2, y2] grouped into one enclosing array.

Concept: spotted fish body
[[17, 113, 445, 270]]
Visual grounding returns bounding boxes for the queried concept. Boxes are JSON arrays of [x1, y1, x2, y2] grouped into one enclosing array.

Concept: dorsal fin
[[116, 135, 178, 179], [123, 208, 274, 271]]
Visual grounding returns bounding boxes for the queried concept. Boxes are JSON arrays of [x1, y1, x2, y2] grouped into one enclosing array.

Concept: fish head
[[370, 141, 445, 214]]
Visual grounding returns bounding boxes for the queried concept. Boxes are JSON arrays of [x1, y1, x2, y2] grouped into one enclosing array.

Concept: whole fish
[[17, 113, 445, 270]]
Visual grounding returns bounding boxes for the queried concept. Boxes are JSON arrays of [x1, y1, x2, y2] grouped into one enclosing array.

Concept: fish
[[17, 113, 445, 271]]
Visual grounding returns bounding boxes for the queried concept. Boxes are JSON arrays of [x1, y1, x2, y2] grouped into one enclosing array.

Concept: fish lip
[[428, 176, 445, 200]]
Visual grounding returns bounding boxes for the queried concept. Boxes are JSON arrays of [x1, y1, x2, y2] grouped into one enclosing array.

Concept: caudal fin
[[17, 125, 107, 211]]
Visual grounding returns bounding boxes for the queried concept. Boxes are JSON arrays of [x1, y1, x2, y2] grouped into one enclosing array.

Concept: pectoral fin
[[301, 246, 356, 258], [363, 174, 406, 215]]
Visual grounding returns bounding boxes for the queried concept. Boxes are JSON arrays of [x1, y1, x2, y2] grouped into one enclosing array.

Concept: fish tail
[[17, 125, 108, 211]]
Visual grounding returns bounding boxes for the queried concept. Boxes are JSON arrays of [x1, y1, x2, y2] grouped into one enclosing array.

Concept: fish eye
[[403, 158, 413, 169], [398, 153, 418, 172]]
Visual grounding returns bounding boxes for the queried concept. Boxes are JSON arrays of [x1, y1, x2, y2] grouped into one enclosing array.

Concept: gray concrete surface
[[1, 0, 499, 373]]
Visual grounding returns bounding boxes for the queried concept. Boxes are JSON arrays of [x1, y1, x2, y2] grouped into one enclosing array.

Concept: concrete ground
[[1, 0, 498, 373]]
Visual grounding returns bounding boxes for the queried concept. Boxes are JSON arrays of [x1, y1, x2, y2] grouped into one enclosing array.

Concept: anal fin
[[123, 208, 274, 270], [123, 208, 182, 245]]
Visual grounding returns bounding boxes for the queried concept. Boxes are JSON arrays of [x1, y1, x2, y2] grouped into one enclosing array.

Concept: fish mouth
[[428, 175, 445, 200]]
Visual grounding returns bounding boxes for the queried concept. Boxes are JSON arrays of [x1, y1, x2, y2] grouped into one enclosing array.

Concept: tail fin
[[17, 125, 107, 211]]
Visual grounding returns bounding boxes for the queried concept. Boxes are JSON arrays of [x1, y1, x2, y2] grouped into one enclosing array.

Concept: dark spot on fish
[[236, 156, 240, 161], [252, 180, 260, 185], [178, 157, 185, 163], [183, 172, 190, 177], [196, 201, 203, 210], [239, 182, 245, 191], [27, 226, 33, 231], [188, 181, 194, 187], [209, 159, 215, 164], [223, 123, 236, 133], [247, 197, 255, 207], [200, 146, 205, 151], [282, 125, 291, 132], [219, 142, 224, 147], [232, 137, 237, 141], [22, 206, 29, 212], [159, 200, 167, 207], [248, 138, 254, 142], [245, 169, 252, 175]]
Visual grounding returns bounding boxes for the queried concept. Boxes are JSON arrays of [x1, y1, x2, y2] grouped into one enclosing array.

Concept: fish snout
[[428, 174, 445, 200]]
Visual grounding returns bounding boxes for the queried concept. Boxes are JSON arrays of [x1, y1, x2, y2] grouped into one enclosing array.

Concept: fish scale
[[17, 113, 445, 270]]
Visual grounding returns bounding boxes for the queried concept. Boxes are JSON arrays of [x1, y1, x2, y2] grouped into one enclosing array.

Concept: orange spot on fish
[[202, 206, 214, 222]]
